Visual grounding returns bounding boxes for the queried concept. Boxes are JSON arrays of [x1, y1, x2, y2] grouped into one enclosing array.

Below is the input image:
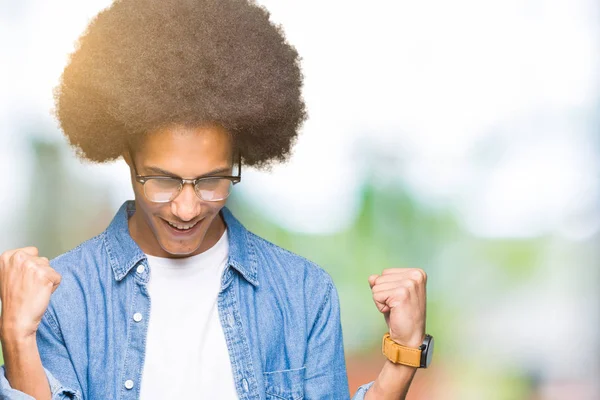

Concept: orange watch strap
[[381, 333, 422, 368]]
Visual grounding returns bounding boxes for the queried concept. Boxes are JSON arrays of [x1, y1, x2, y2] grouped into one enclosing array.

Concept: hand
[[0, 247, 61, 340], [369, 268, 427, 348]]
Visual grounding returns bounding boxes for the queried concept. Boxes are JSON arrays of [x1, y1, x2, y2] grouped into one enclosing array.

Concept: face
[[125, 123, 235, 258]]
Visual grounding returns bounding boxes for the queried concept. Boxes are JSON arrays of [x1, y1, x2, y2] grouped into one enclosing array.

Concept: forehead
[[134, 124, 234, 173], [138, 124, 232, 156]]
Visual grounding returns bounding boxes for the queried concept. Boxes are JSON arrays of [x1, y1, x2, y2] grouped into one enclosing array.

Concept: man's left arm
[[362, 268, 429, 400]]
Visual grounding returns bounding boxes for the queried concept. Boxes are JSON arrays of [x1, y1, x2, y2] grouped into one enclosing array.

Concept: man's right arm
[[0, 311, 82, 400], [0, 247, 80, 400]]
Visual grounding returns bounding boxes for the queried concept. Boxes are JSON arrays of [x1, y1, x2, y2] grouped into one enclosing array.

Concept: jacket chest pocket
[[263, 366, 305, 400]]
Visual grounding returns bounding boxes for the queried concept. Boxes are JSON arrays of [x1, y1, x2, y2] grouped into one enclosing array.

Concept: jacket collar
[[103, 200, 259, 287]]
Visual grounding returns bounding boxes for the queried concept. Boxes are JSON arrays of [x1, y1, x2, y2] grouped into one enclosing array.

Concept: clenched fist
[[369, 268, 427, 349], [0, 247, 62, 340]]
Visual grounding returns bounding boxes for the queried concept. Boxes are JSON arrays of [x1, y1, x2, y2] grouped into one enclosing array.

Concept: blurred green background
[[1, 0, 599, 399]]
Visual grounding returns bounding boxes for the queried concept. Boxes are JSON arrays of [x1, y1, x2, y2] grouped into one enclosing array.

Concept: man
[[0, 0, 431, 399]]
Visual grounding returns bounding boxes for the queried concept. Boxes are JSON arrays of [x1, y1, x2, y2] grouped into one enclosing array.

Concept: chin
[[152, 216, 209, 255], [158, 241, 202, 257]]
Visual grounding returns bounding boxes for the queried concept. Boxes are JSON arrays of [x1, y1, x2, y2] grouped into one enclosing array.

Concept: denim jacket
[[0, 201, 374, 399]]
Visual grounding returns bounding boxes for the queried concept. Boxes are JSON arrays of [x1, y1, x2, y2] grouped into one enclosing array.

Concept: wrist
[[382, 332, 434, 369], [0, 322, 37, 345], [389, 332, 425, 349]]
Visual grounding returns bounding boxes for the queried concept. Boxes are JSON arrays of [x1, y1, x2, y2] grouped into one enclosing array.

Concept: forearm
[[1, 330, 51, 400], [364, 360, 417, 400]]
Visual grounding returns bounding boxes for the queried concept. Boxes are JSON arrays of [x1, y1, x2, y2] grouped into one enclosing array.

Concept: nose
[[170, 183, 201, 222]]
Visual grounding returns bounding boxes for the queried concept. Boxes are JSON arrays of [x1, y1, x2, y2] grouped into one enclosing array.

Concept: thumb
[[47, 270, 62, 293], [368, 274, 378, 289]]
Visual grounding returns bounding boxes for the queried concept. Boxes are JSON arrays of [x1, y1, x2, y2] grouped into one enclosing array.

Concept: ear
[[122, 152, 131, 166]]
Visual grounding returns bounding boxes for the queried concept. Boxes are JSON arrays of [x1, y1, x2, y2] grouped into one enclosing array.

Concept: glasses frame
[[131, 152, 242, 203]]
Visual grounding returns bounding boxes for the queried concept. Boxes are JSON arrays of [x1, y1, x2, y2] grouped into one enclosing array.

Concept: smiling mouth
[[163, 218, 202, 233]]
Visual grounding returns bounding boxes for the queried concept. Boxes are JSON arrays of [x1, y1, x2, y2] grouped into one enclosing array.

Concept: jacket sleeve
[[304, 277, 375, 399], [0, 308, 83, 400], [352, 382, 375, 400]]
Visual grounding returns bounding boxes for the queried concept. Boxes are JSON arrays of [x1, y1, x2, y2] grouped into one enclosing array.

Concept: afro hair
[[54, 0, 306, 168]]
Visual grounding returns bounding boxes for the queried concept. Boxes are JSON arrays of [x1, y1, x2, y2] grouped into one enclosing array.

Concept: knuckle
[[15, 249, 34, 264], [24, 259, 38, 270], [396, 287, 409, 299], [411, 269, 425, 283], [24, 246, 38, 255], [12, 250, 25, 263], [35, 269, 50, 282]]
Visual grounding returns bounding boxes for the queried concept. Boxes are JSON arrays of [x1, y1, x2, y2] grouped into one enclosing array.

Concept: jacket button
[[136, 265, 145, 274], [133, 313, 143, 322], [124, 379, 134, 389]]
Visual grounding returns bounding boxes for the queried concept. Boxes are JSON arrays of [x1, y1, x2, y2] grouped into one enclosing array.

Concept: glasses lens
[[144, 178, 181, 203], [195, 178, 233, 201]]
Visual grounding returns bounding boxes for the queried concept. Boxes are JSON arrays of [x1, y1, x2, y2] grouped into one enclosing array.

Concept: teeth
[[167, 220, 198, 230]]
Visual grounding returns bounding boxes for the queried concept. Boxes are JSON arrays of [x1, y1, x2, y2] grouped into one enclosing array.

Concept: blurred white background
[[1, 0, 598, 398]]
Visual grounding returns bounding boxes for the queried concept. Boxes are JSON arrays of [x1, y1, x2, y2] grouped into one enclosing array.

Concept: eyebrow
[[142, 165, 233, 178]]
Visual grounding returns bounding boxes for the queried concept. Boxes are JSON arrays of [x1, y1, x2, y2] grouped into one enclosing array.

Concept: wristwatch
[[381, 333, 434, 368]]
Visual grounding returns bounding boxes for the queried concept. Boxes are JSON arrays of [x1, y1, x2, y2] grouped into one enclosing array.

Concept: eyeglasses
[[131, 153, 241, 203]]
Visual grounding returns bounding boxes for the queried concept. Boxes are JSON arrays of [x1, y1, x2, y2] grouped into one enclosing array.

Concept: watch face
[[424, 335, 434, 367]]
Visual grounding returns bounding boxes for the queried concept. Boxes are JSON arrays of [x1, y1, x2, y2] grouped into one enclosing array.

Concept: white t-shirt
[[139, 230, 238, 399]]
